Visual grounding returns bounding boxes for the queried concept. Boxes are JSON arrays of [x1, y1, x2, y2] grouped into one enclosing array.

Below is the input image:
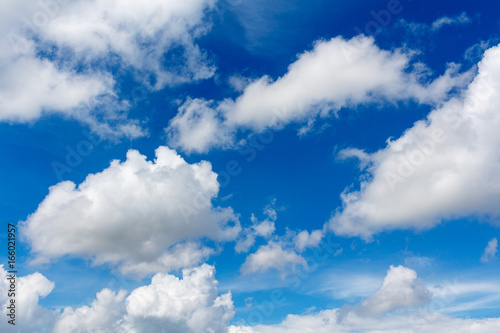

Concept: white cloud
[[166, 35, 473, 153], [240, 242, 306, 275], [124, 264, 234, 333], [167, 98, 234, 154], [54, 289, 127, 333], [1, 0, 216, 136], [118, 242, 216, 276], [329, 42, 500, 239], [294, 230, 324, 252], [432, 12, 471, 31], [20, 146, 240, 276], [351, 265, 431, 317], [481, 238, 498, 263], [252, 220, 275, 238]]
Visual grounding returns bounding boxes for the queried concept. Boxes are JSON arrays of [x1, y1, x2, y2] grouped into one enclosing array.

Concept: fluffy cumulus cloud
[[0, 265, 56, 332], [229, 265, 500, 333], [54, 289, 128, 333], [166, 35, 473, 153], [1, 0, 216, 136], [481, 238, 498, 263], [349, 265, 431, 317], [124, 264, 234, 333], [294, 229, 324, 252], [330, 42, 500, 239], [1, 264, 234, 333], [240, 242, 306, 275], [20, 146, 240, 276]]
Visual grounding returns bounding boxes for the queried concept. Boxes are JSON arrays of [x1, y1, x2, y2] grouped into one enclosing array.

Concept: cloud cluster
[[230, 310, 500, 333], [235, 204, 277, 253], [0, 264, 234, 333], [166, 35, 473, 153], [20, 146, 240, 276], [1, 0, 216, 136], [330, 42, 500, 239], [236, 203, 325, 275], [229, 265, 500, 333]]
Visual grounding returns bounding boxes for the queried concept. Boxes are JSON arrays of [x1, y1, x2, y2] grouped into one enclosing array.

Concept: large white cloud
[[20, 146, 240, 276], [1, 0, 216, 135], [329, 42, 500, 239], [166, 35, 473, 153]]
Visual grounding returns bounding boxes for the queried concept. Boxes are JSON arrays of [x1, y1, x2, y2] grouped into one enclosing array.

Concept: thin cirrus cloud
[[481, 238, 498, 263], [398, 12, 472, 34], [1, 0, 217, 137], [431, 12, 472, 31], [166, 35, 474, 153], [20, 146, 241, 277], [329, 42, 500, 239]]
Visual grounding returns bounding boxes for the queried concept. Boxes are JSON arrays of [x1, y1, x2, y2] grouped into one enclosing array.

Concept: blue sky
[[1, 0, 500, 332]]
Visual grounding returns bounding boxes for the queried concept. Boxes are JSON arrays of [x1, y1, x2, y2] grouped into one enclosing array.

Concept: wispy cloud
[[481, 238, 498, 263]]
